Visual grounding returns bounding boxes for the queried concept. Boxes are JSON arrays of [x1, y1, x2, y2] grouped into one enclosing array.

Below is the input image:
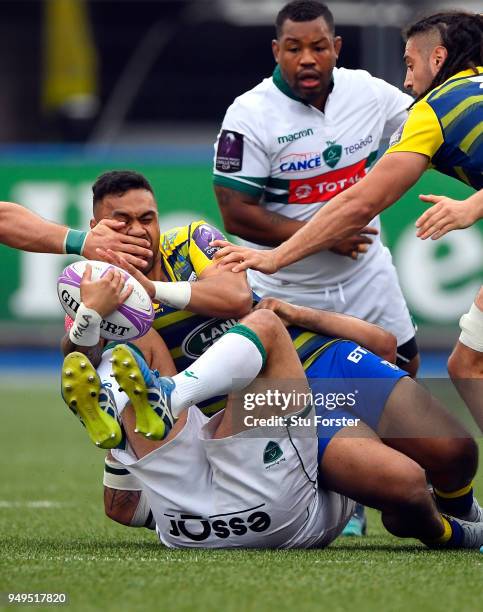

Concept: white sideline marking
[[0, 500, 68, 509]]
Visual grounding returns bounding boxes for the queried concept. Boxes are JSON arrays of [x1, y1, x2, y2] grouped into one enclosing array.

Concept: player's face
[[273, 17, 341, 109], [92, 188, 160, 273], [403, 36, 444, 98]]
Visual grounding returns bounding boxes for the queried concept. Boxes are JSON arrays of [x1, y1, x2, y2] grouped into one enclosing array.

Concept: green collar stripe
[[272, 65, 308, 104]]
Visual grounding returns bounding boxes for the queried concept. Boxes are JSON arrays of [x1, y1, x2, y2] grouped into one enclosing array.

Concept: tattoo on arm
[[104, 487, 141, 526]]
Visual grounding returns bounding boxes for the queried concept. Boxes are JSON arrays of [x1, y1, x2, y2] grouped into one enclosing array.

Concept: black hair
[[405, 11, 483, 100], [92, 170, 154, 209], [275, 0, 335, 37]]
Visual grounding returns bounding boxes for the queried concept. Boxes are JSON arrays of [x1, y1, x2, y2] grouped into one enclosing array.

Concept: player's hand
[[97, 248, 156, 300], [253, 297, 292, 326], [80, 263, 133, 318], [83, 219, 153, 268], [415, 194, 476, 240], [211, 240, 280, 274], [329, 226, 378, 260]]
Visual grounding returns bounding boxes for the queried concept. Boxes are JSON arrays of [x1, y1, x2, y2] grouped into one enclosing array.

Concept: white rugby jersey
[[213, 66, 413, 293]]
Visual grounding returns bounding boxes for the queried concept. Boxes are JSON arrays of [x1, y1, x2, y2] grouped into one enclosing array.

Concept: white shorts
[[113, 407, 353, 549], [249, 246, 415, 347]]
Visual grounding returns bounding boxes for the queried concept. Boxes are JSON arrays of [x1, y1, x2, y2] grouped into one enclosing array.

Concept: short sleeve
[[188, 221, 227, 276], [367, 75, 413, 139], [385, 100, 444, 161], [213, 97, 270, 199]]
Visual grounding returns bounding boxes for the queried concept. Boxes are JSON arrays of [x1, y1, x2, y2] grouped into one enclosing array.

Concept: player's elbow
[[376, 330, 398, 363], [222, 286, 253, 319], [221, 216, 252, 242]]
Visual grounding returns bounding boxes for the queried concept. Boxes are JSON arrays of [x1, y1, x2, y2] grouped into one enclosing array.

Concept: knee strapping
[[459, 302, 483, 353]]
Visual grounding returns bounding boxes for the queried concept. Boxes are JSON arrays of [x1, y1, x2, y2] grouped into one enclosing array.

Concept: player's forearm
[[0, 202, 69, 252], [224, 209, 305, 246], [272, 192, 375, 269], [278, 302, 397, 362], [61, 333, 104, 366], [104, 487, 142, 527], [189, 276, 253, 319], [215, 186, 304, 246]]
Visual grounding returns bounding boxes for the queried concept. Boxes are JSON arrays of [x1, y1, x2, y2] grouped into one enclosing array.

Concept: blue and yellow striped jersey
[[153, 221, 340, 415], [386, 67, 483, 190]]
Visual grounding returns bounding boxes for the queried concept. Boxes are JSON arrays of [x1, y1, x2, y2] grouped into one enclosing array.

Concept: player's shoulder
[[333, 67, 379, 89], [334, 67, 408, 101], [227, 76, 276, 115], [159, 223, 192, 255]]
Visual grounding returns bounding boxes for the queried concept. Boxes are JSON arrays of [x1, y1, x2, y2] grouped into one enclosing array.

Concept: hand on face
[[84, 218, 153, 270]]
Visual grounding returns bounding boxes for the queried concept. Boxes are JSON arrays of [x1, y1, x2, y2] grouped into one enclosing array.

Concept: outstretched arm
[[255, 297, 397, 363], [0, 201, 152, 267], [212, 152, 428, 274]]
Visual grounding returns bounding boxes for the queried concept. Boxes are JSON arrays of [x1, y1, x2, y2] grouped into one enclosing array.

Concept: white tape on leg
[[459, 302, 483, 352]]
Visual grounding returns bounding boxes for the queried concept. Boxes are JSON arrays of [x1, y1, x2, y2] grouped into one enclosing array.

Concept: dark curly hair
[[92, 170, 154, 211], [275, 1, 335, 37], [405, 11, 483, 100]]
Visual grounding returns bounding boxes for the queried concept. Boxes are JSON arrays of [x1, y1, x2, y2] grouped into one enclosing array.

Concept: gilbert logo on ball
[[57, 260, 154, 341]]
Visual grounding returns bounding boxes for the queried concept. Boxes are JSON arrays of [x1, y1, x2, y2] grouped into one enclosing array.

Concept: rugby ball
[[57, 260, 154, 341]]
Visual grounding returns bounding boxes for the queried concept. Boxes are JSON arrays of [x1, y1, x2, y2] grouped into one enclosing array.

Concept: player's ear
[[432, 45, 448, 70], [333, 36, 342, 58], [272, 39, 280, 63], [90, 218, 96, 229]]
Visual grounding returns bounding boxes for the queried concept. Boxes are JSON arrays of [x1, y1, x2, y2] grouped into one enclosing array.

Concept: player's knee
[[239, 309, 283, 344], [384, 461, 428, 512], [441, 436, 478, 479]]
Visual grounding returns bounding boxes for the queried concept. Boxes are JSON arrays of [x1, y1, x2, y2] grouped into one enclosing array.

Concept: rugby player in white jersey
[[213, 0, 418, 535], [61, 288, 483, 550], [213, 1, 418, 380]]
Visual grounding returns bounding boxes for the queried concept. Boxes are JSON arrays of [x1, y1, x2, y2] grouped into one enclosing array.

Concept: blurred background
[[0, 0, 482, 374]]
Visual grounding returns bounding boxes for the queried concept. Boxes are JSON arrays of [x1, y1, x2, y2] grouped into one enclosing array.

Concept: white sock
[[170, 327, 265, 418], [97, 349, 130, 415]]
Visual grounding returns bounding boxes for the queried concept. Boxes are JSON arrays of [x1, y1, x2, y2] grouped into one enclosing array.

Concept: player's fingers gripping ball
[[58, 260, 154, 342]]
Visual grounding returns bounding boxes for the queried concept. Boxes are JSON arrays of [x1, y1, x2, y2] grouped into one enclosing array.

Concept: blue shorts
[[305, 341, 407, 462]]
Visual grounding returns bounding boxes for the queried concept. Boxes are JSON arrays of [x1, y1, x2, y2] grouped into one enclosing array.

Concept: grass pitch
[[1, 380, 482, 612]]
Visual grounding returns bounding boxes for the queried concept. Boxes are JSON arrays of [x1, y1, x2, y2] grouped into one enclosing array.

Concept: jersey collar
[[443, 66, 483, 83], [272, 65, 334, 106]]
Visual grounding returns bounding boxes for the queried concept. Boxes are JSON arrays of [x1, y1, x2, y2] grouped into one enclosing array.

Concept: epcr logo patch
[[216, 130, 244, 173]]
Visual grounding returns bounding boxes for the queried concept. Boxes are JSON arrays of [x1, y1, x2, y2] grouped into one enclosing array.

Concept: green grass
[[1, 380, 482, 612]]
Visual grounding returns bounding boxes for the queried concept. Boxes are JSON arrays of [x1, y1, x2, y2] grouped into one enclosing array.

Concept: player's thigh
[[377, 376, 477, 474], [319, 422, 427, 511], [130, 327, 177, 376], [308, 340, 406, 442]]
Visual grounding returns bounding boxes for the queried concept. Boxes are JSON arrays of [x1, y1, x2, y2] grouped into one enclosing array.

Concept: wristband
[[103, 458, 142, 491], [153, 281, 191, 310], [69, 303, 102, 346], [64, 229, 88, 255]]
